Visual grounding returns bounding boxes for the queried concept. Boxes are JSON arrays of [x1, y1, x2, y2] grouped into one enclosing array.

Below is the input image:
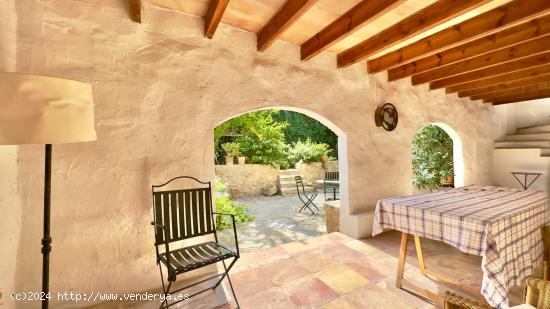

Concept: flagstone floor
[[99, 231, 527, 309], [148, 231, 524, 309]]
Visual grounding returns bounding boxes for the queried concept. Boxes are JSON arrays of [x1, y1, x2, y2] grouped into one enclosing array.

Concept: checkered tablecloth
[[372, 185, 548, 309]]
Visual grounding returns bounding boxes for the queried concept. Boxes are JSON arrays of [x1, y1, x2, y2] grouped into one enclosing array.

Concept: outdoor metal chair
[[324, 171, 339, 201], [151, 176, 240, 309], [295, 175, 319, 214]]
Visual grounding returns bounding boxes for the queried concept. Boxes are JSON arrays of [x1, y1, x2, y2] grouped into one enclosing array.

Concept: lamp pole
[[42, 144, 52, 309]]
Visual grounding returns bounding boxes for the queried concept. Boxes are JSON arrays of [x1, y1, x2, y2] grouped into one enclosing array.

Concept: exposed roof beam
[[457, 75, 550, 97], [204, 0, 230, 39], [258, 0, 319, 52], [429, 51, 550, 89], [470, 82, 550, 101], [491, 88, 550, 104], [368, 0, 550, 74], [336, 0, 491, 68], [446, 64, 550, 93], [128, 0, 141, 23], [387, 15, 550, 81], [300, 0, 404, 61], [481, 83, 550, 102], [412, 37, 550, 85]]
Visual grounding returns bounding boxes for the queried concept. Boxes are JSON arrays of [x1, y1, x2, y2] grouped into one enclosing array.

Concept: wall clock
[[375, 103, 398, 131]]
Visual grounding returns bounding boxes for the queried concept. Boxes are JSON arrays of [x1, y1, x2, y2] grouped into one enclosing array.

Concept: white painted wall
[[492, 98, 550, 139], [1, 0, 494, 307]]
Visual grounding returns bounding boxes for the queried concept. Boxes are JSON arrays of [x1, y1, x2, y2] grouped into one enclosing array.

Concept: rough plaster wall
[[215, 164, 279, 196], [0, 0, 19, 308], [7, 0, 494, 306]]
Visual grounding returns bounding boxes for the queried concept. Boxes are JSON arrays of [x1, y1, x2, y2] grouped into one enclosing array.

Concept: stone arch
[[212, 106, 351, 235], [413, 122, 465, 188]]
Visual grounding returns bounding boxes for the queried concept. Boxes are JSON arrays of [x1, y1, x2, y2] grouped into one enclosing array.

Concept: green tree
[[412, 125, 454, 191], [214, 110, 290, 167], [273, 111, 338, 158]]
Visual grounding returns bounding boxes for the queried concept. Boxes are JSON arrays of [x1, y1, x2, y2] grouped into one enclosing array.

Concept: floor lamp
[[0, 72, 97, 309]]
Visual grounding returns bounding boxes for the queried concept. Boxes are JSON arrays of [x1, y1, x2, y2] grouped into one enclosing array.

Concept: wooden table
[[373, 186, 548, 308]]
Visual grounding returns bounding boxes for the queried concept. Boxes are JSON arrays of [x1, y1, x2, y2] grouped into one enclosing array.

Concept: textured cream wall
[[2, 0, 494, 307], [0, 1, 19, 307]]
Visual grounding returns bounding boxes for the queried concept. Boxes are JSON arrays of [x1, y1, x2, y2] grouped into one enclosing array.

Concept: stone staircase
[[495, 124, 550, 157], [493, 124, 550, 191], [278, 169, 314, 196]]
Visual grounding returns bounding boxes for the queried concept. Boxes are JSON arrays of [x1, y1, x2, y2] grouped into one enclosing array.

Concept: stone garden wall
[[297, 161, 339, 188], [215, 161, 339, 196], [215, 164, 279, 196]]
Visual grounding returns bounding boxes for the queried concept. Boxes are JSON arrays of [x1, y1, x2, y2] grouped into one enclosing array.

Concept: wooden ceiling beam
[[387, 15, 550, 81], [336, 0, 492, 68], [204, 0, 230, 39], [429, 51, 550, 89], [479, 83, 550, 102], [470, 83, 550, 101], [128, 0, 141, 23], [412, 37, 550, 85], [491, 88, 550, 105], [446, 64, 550, 93], [258, 0, 319, 52], [368, 0, 550, 74], [300, 0, 404, 61], [457, 75, 550, 97]]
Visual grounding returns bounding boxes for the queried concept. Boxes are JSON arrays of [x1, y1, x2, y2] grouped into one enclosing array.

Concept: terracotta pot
[[225, 155, 234, 165], [321, 153, 329, 161], [237, 156, 246, 164], [447, 175, 454, 184]]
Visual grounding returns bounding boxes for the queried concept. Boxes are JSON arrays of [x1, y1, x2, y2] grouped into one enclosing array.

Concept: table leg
[[414, 235, 427, 276], [396, 233, 484, 306], [396, 232, 409, 288]]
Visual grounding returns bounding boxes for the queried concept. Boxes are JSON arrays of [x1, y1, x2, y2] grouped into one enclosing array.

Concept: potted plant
[[221, 142, 240, 166], [237, 155, 246, 165]]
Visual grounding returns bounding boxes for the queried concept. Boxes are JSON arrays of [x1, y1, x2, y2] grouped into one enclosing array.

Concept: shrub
[[214, 179, 254, 230], [412, 125, 454, 191], [221, 142, 241, 157], [288, 139, 330, 164]]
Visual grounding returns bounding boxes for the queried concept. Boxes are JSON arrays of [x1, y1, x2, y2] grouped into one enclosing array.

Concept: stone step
[[498, 132, 550, 142], [279, 180, 300, 187], [278, 174, 301, 181], [279, 186, 314, 196], [517, 124, 550, 134], [278, 169, 299, 176], [494, 140, 550, 149]]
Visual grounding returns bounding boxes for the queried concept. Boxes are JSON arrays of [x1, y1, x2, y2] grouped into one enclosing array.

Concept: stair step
[[495, 141, 550, 149], [278, 169, 299, 175], [542, 149, 550, 157], [279, 186, 314, 196], [279, 174, 301, 181], [517, 124, 550, 134], [498, 132, 550, 142]]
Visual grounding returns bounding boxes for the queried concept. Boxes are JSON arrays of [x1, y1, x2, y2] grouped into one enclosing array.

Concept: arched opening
[[412, 123, 464, 191], [211, 106, 349, 252]]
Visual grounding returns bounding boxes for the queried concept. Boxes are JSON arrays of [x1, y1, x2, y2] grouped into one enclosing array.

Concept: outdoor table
[[372, 185, 548, 309]]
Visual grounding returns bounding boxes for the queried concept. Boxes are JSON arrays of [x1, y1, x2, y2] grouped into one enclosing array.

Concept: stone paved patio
[[218, 191, 328, 252], [115, 231, 524, 309]]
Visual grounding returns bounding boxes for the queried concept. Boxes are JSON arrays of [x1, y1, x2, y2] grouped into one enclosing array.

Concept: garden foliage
[[412, 125, 454, 191], [214, 179, 254, 230]]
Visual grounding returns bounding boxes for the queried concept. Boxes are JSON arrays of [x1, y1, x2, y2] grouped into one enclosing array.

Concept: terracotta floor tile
[[283, 276, 339, 307], [258, 258, 310, 286], [321, 297, 358, 309], [316, 265, 369, 295], [231, 267, 274, 298], [239, 287, 298, 309]]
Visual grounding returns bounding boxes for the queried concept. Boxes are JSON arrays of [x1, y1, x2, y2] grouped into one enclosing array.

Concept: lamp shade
[[0, 72, 96, 145]]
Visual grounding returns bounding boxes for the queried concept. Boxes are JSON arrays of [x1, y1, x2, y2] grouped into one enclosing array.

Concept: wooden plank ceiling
[[135, 0, 550, 105]]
